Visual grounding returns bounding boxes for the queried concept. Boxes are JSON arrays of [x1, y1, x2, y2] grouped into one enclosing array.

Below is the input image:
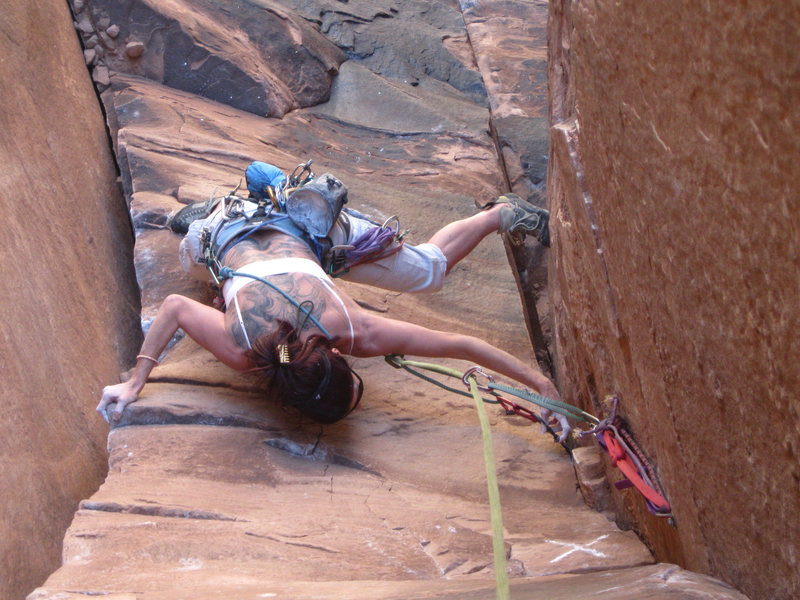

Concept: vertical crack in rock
[[553, 120, 621, 339], [453, 0, 554, 375]]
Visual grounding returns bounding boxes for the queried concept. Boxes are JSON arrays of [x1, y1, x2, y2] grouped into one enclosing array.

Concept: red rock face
[[3, 0, 762, 599], [74, 0, 345, 116], [0, 2, 143, 599], [548, 2, 800, 599]]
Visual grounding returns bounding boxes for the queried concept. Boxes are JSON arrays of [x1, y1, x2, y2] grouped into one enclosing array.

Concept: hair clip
[[277, 344, 291, 364]]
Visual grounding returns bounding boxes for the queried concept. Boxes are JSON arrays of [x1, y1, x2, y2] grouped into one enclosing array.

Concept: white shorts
[[330, 213, 447, 293], [179, 208, 448, 294]]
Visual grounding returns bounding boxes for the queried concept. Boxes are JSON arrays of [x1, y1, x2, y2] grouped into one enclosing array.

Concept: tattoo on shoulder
[[232, 276, 330, 341]]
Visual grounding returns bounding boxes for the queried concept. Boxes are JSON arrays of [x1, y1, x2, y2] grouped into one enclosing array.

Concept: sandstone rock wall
[[460, 0, 554, 375], [7, 0, 759, 598], [74, 0, 344, 117], [0, 2, 143, 598], [547, 2, 800, 599]]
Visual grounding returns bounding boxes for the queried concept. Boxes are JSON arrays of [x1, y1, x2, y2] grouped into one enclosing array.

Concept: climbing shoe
[[168, 196, 221, 235], [482, 193, 550, 247]]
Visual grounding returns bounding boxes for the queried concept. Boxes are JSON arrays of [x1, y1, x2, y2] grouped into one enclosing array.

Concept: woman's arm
[[354, 313, 571, 439], [354, 313, 560, 400], [96, 294, 249, 422]]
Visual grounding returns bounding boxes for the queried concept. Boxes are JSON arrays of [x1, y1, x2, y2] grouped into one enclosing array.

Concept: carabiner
[[381, 215, 401, 234], [384, 354, 405, 369], [462, 366, 494, 392], [289, 160, 314, 187]]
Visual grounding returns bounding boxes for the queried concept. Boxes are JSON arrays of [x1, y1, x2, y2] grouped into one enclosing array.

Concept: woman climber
[[96, 161, 569, 437]]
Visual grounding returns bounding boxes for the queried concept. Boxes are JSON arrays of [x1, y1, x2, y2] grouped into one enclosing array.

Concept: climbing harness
[[386, 355, 672, 517], [199, 160, 406, 288]]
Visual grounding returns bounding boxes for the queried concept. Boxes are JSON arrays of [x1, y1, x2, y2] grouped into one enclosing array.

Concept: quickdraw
[[386, 355, 672, 519]]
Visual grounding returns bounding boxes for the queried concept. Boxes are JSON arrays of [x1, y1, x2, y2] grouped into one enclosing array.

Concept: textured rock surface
[[0, 2, 142, 599], [547, 2, 800, 599], [72, 0, 345, 116], [30, 563, 748, 600], [10, 0, 754, 599], [460, 0, 553, 375], [27, 69, 686, 597]]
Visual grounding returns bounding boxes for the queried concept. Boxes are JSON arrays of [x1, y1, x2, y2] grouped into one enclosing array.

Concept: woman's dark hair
[[246, 320, 361, 424]]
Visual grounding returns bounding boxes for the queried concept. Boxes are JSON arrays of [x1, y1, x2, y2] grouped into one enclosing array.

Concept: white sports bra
[[223, 257, 354, 354]]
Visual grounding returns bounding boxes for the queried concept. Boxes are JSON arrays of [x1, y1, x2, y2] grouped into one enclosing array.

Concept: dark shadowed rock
[[71, 0, 345, 116], [287, 0, 488, 106]]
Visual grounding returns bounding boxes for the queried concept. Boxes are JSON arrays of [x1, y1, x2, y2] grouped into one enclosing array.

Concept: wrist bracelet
[[136, 354, 160, 365]]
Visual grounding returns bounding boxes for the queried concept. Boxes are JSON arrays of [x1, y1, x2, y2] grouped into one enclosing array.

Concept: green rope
[[386, 356, 567, 445], [386, 354, 597, 424], [386, 358, 500, 403], [487, 381, 598, 424]]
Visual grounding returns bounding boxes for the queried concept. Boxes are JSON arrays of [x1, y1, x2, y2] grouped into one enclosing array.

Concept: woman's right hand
[[96, 380, 140, 423]]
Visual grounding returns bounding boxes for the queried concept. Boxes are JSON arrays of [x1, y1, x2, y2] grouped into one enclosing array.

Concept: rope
[[385, 356, 500, 402], [598, 429, 670, 514], [384, 355, 508, 599], [467, 375, 510, 600], [386, 355, 564, 442], [579, 396, 671, 516], [386, 355, 672, 518], [328, 221, 405, 278], [615, 417, 670, 504], [386, 356, 490, 404], [388, 356, 593, 424]]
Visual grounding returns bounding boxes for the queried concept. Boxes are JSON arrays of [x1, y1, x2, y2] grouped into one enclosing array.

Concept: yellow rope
[[384, 355, 510, 597], [468, 376, 510, 600]]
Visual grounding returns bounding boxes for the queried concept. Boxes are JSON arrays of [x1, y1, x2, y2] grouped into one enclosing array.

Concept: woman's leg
[[428, 194, 551, 273], [333, 199, 545, 292], [427, 205, 504, 274]]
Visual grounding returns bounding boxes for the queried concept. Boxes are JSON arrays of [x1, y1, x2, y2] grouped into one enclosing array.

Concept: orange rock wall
[[0, 2, 142, 598], [548, 2, 799, 599]]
